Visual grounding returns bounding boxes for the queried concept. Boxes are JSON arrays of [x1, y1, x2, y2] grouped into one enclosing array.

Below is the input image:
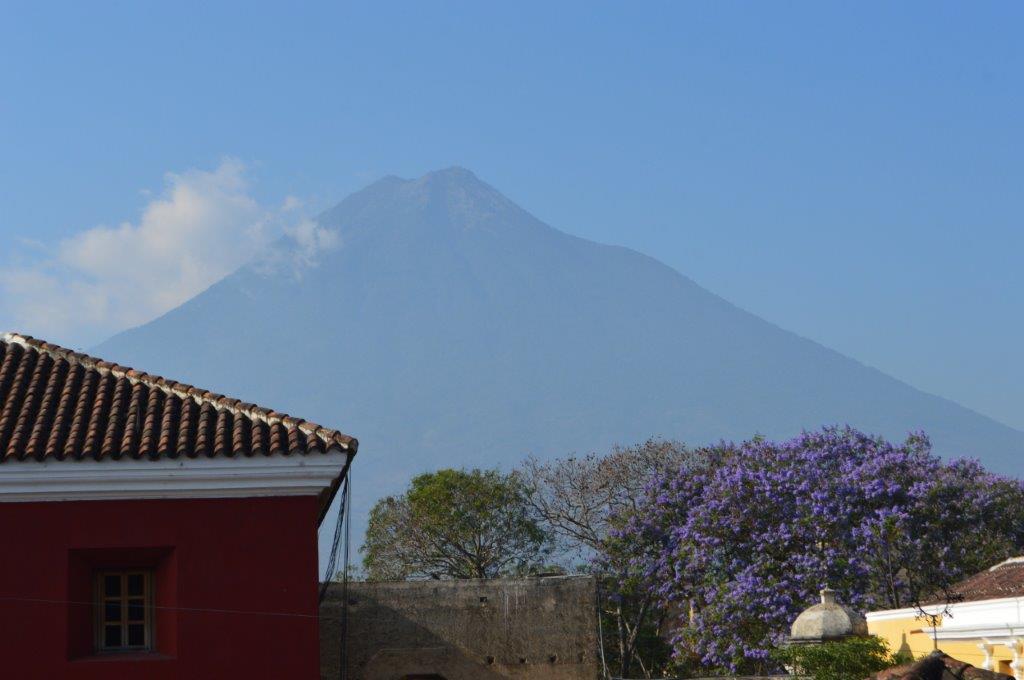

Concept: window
[[95, 571, 153, 652]]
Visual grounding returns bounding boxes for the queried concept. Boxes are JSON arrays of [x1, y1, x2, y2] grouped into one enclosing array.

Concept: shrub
[[772, 635, 900, 680]]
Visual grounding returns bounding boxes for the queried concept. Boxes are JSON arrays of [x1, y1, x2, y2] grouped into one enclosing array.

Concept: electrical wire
[[319, 471, 350, 604], [338, 468, 351, 680], [597, 579, 610, 680], [0, 595, 317, 619], [1, 472, 352, 621]]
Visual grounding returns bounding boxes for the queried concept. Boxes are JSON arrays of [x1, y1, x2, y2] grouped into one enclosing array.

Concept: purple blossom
[[611, 426, 1024, 674]]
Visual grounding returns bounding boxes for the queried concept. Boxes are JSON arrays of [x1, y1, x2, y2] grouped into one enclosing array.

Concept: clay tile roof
[[0, 333, 357, 463], [925, 558, 1024, 605], [872, 651, 1012, 679]]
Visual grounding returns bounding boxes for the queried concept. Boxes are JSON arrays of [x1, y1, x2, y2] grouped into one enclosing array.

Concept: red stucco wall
[[0, 495, 322, 680]]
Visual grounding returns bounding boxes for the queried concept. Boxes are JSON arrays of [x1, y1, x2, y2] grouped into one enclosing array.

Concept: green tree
[[772, 636, 901, 680], [361, 468, 550, 580]]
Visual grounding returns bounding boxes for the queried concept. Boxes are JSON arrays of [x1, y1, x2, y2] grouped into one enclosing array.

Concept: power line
[[320, 470, 350, 604], [0, 595, 318, 619], [2, 473, 353, 623], [339, 468, 352, 680], [597, 580, 610, 680]]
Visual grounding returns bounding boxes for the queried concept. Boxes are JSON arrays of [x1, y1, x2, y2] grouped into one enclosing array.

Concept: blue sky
[[1, 2, 1021, 430]]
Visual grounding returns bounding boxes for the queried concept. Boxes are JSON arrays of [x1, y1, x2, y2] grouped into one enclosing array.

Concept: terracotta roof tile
[[0, 333, 357, 463], [872, 651, 1011, 679], [926, 558, 1024, 605]]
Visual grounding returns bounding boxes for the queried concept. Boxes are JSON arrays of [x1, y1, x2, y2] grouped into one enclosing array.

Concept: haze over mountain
[[96, 168, 1024, 539]]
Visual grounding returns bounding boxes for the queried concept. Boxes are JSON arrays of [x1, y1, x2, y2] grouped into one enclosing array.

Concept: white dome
[[789, 588, 868, 643]]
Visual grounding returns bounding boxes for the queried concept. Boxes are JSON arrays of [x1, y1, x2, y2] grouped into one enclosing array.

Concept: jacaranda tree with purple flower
[[616, 426, 1024, 674]]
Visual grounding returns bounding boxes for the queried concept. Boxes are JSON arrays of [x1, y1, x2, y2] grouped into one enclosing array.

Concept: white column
[[978, 641, 994, 671], [1009, 638, 1023, 680]]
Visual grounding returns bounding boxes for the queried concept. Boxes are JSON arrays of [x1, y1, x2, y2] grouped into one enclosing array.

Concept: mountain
[[96, 168, 1024, 539]]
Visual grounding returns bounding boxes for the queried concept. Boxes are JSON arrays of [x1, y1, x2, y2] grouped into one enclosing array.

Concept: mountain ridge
[[95, 169, 1024, 544]]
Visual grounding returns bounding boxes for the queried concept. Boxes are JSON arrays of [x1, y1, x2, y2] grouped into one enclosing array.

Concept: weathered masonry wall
[[319, 575, 599, 680]]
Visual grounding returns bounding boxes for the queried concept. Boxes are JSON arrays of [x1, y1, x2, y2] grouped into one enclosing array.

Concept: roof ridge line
[[0, 332, 353, 451], [989, 556, 1024, 571]]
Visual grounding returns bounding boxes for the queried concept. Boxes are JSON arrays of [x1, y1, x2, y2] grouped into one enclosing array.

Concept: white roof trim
[[0, 450, 348, 502], [990, 556, 1024, 571], [866, 605, 949, 622], [868, 595, 1024, 622], [929, 623, 1024, 640]]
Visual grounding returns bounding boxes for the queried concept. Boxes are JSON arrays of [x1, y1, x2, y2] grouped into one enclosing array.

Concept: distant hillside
[[96, 168, 1024, 544]]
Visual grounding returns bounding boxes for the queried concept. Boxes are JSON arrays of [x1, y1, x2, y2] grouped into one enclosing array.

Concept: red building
[[0, 333, 356, 679]]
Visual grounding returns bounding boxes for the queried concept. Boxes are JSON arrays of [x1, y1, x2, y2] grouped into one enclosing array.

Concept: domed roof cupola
[[788, 588, 868, 644]]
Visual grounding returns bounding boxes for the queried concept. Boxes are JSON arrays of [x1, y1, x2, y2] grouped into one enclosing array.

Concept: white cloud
[[286, 219, 342, 270], [0, 159, 338, 346], [250, 194, 341, 279]]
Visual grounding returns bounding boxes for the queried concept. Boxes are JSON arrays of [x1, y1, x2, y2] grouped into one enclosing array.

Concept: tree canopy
[[617, 426, 1024, 673], [519, 439, 689, 677], [361, 468, 550, 580], [519, 439, 689, 559]]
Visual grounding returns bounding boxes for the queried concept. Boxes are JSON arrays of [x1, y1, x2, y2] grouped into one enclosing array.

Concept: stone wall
[[320, 575, 599, 680]]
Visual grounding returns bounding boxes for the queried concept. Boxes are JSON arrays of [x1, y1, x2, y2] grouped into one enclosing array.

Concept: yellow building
[[868, 557, 1024, 679]]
